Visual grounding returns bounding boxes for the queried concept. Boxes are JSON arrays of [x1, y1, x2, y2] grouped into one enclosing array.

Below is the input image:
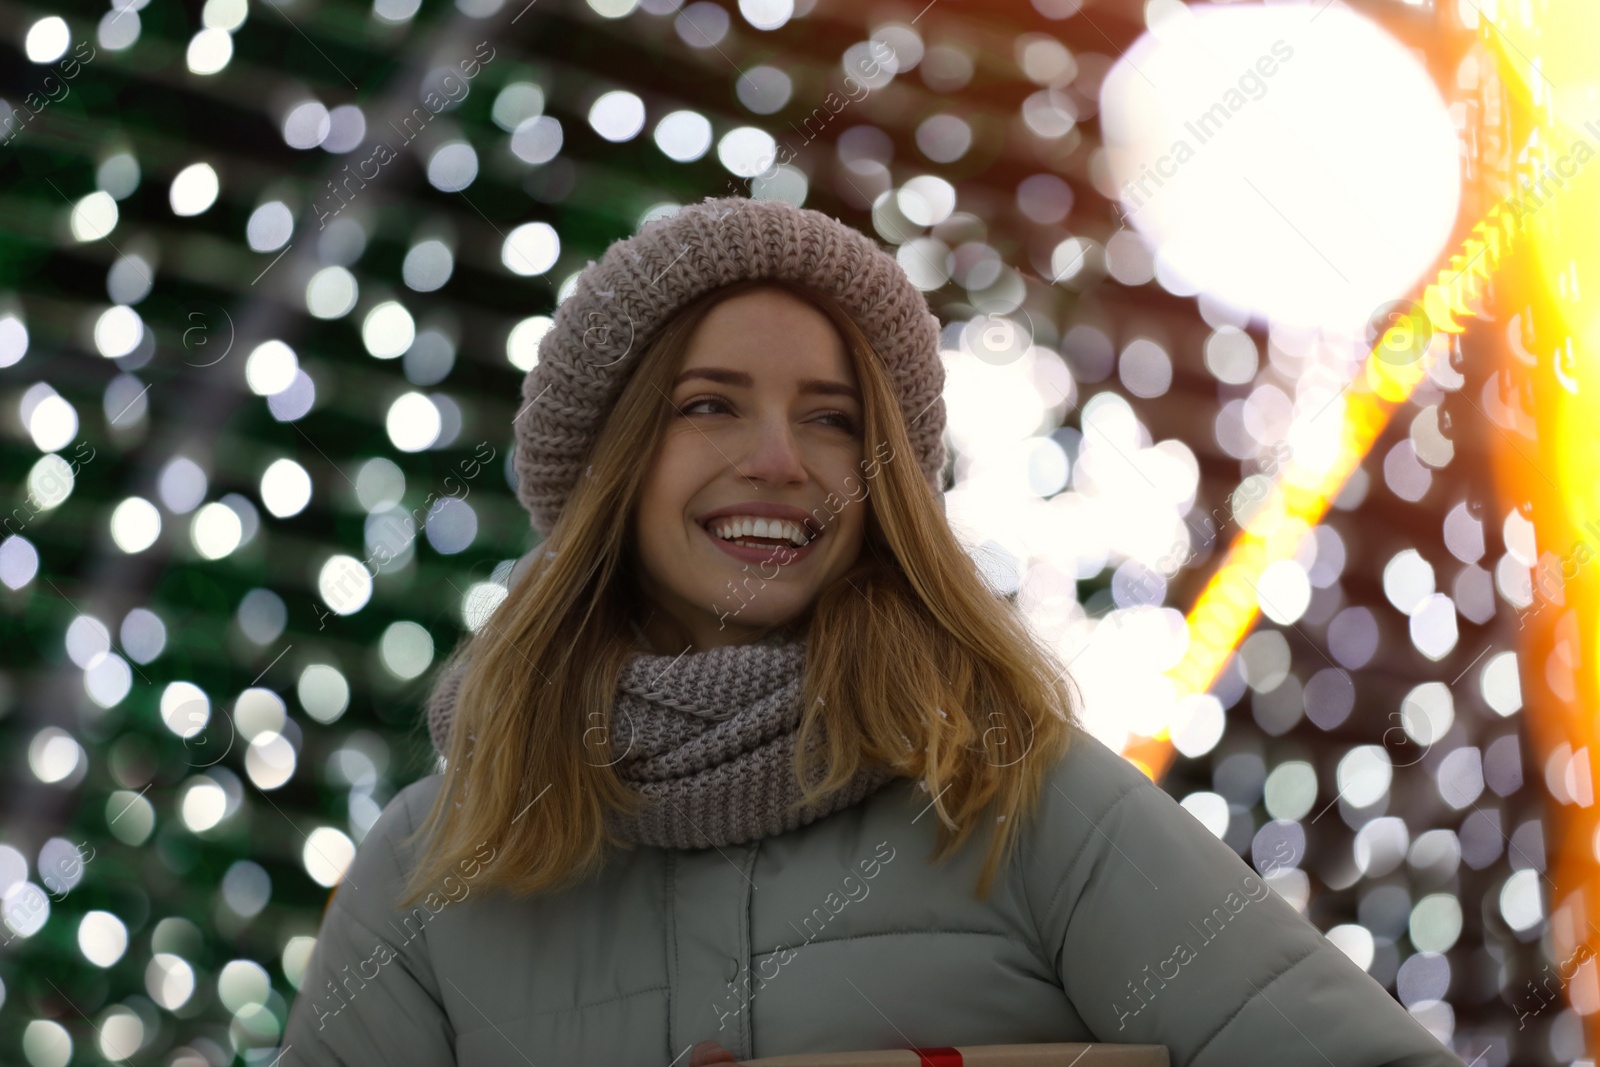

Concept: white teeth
[[707, 516, 811, 546]]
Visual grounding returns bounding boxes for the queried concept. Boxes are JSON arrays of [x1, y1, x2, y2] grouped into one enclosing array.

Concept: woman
[[281, 196, 1460, 1066]]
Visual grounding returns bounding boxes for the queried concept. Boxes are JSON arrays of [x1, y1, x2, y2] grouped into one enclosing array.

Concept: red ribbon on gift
[[911, 1049, 962, 1067]]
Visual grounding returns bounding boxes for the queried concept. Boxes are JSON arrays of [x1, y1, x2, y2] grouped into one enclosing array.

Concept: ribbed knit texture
[[511, 194, 948, 538], [426, 634, 899, 850]]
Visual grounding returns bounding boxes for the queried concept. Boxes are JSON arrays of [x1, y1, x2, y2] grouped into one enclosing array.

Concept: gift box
[[740, 1042, 1169, 1066]]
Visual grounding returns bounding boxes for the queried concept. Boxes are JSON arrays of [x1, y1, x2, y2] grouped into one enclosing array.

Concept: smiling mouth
[[700, 518, 825, 550], [697, 515, 823, 565]]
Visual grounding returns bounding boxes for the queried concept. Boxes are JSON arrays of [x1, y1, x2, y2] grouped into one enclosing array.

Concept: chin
[[713, 590, 817, 634]]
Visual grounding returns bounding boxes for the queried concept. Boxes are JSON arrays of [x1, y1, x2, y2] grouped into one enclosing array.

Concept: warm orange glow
[[1122, 197, 1523, 782], [1122, 8, 1600, 1058], [1477, 0, 1600, 1049]]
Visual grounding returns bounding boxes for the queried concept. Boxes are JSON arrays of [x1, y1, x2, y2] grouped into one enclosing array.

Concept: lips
[[696, 501, 822, 538], [698, 520, 820, 566], [704, 518, 825, 550]]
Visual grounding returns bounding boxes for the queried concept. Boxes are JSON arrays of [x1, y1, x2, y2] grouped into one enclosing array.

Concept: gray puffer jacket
[[281, 725, 1462, 1065]]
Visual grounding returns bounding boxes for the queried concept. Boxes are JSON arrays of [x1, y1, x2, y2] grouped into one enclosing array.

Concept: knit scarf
[[424, 632, 900, 850]]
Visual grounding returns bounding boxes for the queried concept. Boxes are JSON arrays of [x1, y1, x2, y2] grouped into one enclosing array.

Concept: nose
[[734, 411, 807, 486]]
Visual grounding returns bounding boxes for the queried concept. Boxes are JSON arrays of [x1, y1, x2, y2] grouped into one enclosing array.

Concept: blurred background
[[0, 0, 1595, 1063]]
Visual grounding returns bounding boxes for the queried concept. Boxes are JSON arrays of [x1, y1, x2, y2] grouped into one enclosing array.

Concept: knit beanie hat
[[511, 193, 949, 538]]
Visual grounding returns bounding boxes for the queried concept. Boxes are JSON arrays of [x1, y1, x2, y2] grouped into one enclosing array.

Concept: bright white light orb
[[78, 911, 129, 967], [204, 0, 249, 31], [283, 101, 331, 150], [319, 555, 373, 614], [898, 175, 957, 227], [234, 687, 287, 743], [1481, 650, 1523, 716], [506, 315, 552, 371], [1336, 744, 1392, 808], [56, 828, 103, 900], [654, 110, 713, 162], [1098, 3, 1459, 330], [502, 222, 560, 277], [245, 340, 299, 395], [98, 7, 141, 51], [510, 116, 563, 165], [386, 392, 442, 452], [25, 17, 70, 63], [147, 953, 195, 1009], [21, 1020, 71, 1067], [98, 1005, 143, 1062], [1256, 559, 1311, 625], [1325, 924, 1375, 971], [363, 301, 416, 358], [493, 82, 545, 130], [247, 201, 294, 252], [110, 497, 161, 553], [1179, 791, 1229, 839], [94, 305, 144, 358], [71, 192, 119, 242], [218, 959, 272, 1013], [375, 0, 423, 22], [717, 127, 777, 178], [260, 458, 312, 518], [27, 393, 77, 452], [303, 827, 356, 887], [426, 141, 479, 192], [306, 266, 359, 318], [84, 652, 132, 708], [298, 663, 350, 724], [191, 502, 243, 560], [588, 91, 646, 142], [180, 778, 227, 831], [1499, 868, 1543, 932], [325, 105, 367, 152], [0, 314, 28, 368], [186, 27, 233, 74], [1168, 693, 1224, 758], [4, 882, 49, 939], [28, 454, 75, 511], [0, 535, 40, 589], [282, 935, 317, 989], [380, 621, 435, 680], [245, 731, 296, 790], [402, 240, 454, 291], [169, 163, 220, 216], [160, 680, 210, 739], [740, 0, 793, 30], [29, 727, 82, 784]]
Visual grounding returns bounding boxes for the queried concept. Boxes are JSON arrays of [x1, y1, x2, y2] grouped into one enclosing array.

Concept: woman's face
[[630, 287, 868, 651]]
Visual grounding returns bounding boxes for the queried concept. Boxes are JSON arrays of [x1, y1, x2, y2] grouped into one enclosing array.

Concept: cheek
[[637, 434, 699, 517], [840, 499, 868, 550], [833, 488, 867, 535], [821, 459, 869, 549]]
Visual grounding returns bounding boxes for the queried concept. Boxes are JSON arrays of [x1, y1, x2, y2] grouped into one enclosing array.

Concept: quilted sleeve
[[1018, 727, 1463, 1067], [280, 776, 457, 1067]]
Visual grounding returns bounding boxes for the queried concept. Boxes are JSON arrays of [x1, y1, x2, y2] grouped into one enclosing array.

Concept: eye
[[679, 394, 732, 416], [679, 395, 857, 432]]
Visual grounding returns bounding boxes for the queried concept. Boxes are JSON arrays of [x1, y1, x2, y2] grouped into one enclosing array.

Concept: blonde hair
[[398, 277, 1082, 907]]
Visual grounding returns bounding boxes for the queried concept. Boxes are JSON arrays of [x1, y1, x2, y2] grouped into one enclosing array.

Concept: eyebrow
[[671, 367, 861, 402]]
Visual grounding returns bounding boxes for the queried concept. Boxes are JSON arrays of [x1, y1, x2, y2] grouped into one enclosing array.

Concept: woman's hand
[[688, 1038, 738, 1065]]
